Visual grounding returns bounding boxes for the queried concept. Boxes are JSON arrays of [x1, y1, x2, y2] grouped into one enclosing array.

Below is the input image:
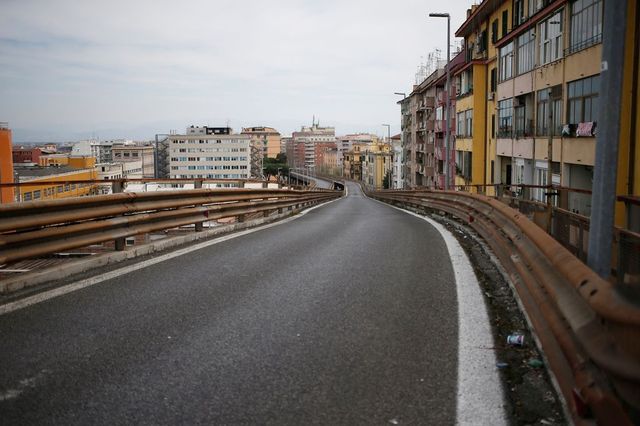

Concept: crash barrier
[[0, 188, 342, 265], [368, 189, 640, 426]]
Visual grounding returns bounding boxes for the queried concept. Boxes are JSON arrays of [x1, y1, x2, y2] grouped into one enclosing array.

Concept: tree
[[262, 156, 289, 180]]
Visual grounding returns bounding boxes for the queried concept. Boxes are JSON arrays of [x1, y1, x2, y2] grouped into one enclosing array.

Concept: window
[[513, 0, 526, 27], [498, 98, 513, 137], [568, 75, 599, 124], [513, 95, 533, 138], [502, 10, 509, 37], [491, 114, 496, 138], [457, 112, 465, 137], [33, 190, 41, 199], [536, 86, 563, 135], [57, 185, 63, 193], [499, 42, 514, 81], [529, 0, 544, 16], [491, 19, 499, 43], [465, 110, 473, 137], [539, 10, 563, 64], [490, 68, 497, 92], [568, 0, 603, 54], [460, 69, 473, 95], [516, 29, 535, 74], [24, 192, 32, 201]]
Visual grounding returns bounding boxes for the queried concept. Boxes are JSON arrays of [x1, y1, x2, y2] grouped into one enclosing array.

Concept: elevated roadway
[[0, 182, 504, 424]]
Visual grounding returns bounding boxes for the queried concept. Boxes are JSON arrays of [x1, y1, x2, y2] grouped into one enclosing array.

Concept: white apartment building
[[168, 129, 251, 179]]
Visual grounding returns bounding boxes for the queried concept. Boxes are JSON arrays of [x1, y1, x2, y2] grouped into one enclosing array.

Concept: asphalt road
[[0, 182, 460, 425], [289, 171, 333, 189]]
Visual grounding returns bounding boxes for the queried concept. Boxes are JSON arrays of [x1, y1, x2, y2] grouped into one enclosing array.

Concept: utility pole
[[587, 0, 628, 278]]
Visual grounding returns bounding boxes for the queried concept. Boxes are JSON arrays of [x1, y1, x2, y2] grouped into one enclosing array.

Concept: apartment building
[[390, 134, 404, 189], [284, 138, 305, 170], [343, 142, 370, 181], [335, 133, 379, 169], [361, 143, 393, 190], [241, 127, 281, 159], [400, 53, 463, 189], [317, 147, 339, 176], [292, 121, 336, 171], [168, 127, 251, 180], [453, 0, 603, 214], [112, 145, 155, 178]]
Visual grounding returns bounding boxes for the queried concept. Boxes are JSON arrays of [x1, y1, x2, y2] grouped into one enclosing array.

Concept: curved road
[[1, 183, 481, 424]]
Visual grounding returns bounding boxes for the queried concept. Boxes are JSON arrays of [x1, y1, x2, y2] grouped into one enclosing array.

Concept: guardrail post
[[194, 179, 204, 232], [111, 180, 124, 194], [238, 181, 245, 188], [238, 214, 245, 223], [263, 211, 270, 218], [262, 182, 268, 189], [112, 180, 126, 250]]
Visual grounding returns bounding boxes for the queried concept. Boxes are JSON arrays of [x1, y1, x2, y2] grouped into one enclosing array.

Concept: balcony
[[425, 143, 435, 154], [418, 97, 435, 111]]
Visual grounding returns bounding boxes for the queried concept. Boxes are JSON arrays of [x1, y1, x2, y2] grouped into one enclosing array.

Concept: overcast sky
[[1, 0, 474, 142]]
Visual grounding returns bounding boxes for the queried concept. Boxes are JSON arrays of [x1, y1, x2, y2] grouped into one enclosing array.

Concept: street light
[[382, 124, 392, 189], [394, 92, 407, 98], [429, 12, 451, 190]]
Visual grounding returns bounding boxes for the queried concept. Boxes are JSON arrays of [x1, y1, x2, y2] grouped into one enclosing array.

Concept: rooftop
[[15, 165, 90, 178]]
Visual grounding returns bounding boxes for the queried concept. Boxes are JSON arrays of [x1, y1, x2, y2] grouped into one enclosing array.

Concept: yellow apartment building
[[361, 143, 392, 190], [343, 142, 370, 180], [241, 127, 282, 159], [454, 1, 510, 192], [451, 0, 638, 223]]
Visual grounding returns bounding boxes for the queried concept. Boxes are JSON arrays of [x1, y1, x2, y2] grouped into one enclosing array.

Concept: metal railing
[[0, 187, 342, 266], [367, 187, 640, 424]]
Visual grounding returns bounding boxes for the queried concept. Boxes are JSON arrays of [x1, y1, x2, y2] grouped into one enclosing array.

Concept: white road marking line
[[367, 196, 507, 425], [0, 196, 344, 316]]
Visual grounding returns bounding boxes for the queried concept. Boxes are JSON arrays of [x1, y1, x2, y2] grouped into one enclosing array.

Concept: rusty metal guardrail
[[0, 187, 342, 265], [368, 188, 640, 426]]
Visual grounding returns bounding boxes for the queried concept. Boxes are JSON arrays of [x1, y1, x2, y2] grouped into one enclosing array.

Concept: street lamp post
[[429, 12, 451, 190], [382, 123, 391, 189]]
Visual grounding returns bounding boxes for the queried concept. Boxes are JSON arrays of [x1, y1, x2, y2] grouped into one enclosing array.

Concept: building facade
[[12, 147, 42, 165], [15, 164, 98, 202], [291, 122, 336, 171], [0, 122, 15, 203], [168, 127, 251, 180], [361, 143, 392, 190], [241, 127, 282, 159], [112, 145, 155, 178]]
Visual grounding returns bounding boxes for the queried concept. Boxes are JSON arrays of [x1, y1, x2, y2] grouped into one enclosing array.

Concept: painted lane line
[[0, 196, 344, 316], [366, 197, 507, 426]]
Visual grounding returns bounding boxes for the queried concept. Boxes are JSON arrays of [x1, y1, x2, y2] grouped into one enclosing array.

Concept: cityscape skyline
[[1, 0, 473, 143]]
